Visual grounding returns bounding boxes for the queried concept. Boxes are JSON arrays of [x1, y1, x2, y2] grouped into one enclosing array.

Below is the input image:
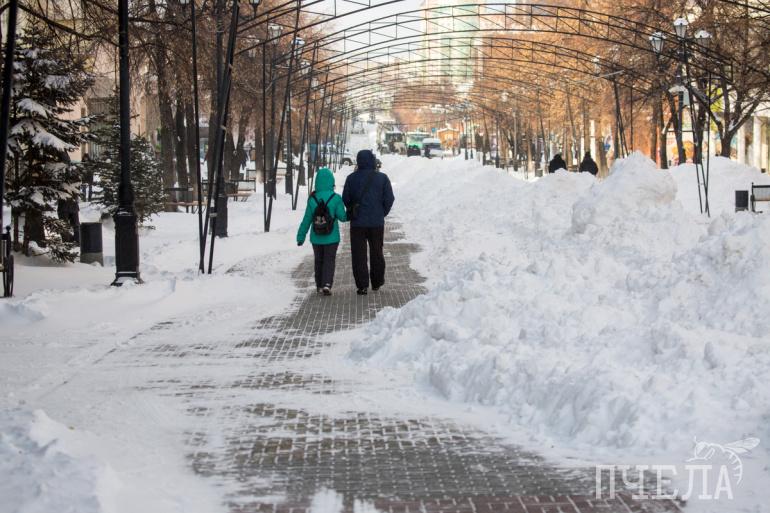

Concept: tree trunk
[[185, 101, 199, 196], [666, 93, 686, 165], [174, 96, 189, 188], [650, 102, 659, 166], [23, 211, 45, 255], [223, 129, 236, 183], [597, 130, 609, 176], [153, 33, 176, 192], [720, 131, 734, 157]]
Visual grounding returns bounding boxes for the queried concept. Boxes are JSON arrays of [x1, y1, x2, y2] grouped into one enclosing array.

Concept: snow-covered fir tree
[[85, 96, 165, 227], [5, 23, 93, 262]]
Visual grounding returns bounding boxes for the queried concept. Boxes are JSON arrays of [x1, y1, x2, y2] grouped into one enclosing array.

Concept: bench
[[751, 183, 770, 213], [164, 187, 200, 213], [200, 179, 256, 203]]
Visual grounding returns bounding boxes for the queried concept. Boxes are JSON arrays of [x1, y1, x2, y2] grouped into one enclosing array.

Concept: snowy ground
[[348, 153, 770, 513], [1, 192, 308, 513], [2, 148, 769, 513]]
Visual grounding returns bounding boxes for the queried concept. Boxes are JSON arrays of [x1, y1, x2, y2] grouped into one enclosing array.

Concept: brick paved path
[[132, 223, 683, 513]]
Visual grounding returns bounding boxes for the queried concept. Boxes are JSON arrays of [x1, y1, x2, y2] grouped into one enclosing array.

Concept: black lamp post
[[178, 0, 206, 272], [284, 36, 304, 195], [112, 0, 141, 285], [0, 0, 18, 297], [650, 18, 712, 215], [267, 23, 282, 198]]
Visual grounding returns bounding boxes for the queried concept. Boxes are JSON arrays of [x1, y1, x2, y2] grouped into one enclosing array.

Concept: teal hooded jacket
[[297, 167, 348, 245]]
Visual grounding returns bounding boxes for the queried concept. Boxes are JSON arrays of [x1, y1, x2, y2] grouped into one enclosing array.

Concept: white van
[[421, 138, 444, 159]]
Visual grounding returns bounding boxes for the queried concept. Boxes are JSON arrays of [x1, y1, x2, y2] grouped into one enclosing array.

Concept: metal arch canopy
[[274, 2, 734, 76], [330, 64, 598, 108], [290, 42, 651, 103], [307, 36, 654, 89]]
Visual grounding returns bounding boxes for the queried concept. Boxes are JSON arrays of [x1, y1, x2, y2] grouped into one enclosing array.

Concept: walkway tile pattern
[[120, 223, 684, 513]]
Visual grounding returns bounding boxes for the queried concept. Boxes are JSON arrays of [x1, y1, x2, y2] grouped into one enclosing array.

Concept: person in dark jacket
[[548, 153, 567, 173], [342, 149, 395, 295], [297, 167, 348, 296], [579, 151, 599, 175]]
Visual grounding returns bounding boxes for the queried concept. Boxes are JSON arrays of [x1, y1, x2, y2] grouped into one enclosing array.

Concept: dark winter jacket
[[342, 150, 395, 228], [548, 154, 567, 173], [579, 153, 599, 175], [297, 167, 347, 245]]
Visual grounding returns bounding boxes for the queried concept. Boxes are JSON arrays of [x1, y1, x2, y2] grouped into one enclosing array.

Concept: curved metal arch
[[310, 35, 654, 90], [287, 3, 731, 77], [320, 69, 595, 115], [297, 53, 612, 106], [245, 0, 770, 39], [335, 77, 548, 111]]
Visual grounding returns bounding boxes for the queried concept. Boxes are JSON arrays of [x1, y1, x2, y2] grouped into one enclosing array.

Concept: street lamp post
[[112, 0, 141, 285], [267, 23, 282, 201], [284, 36, 304, 195], [0, 0, 18, 297], [178, 0, 206, 272], [650, 19, 712, 215]]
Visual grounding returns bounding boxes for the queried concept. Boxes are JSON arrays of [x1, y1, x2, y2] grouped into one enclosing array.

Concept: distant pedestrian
[[548, 153, 567, 173], [579, 151, 599, 176], [297, 167, 348, 296], [342, 149, 395, 295]]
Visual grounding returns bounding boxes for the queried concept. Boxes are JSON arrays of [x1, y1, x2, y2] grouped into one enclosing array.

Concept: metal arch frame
[[237, 0, 770, 42], [328, 67, 595, 110], [286, 37, 654, 102], [304, 35, 654, 89], [279, 3, 735, 77]]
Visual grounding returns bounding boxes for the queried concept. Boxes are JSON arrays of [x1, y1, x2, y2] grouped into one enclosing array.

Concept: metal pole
[[293, 43, 317, 210], [275, 8, 301, 197], [0, 0, 18, 236], [206, 0, 239, 272], [464, 116, 468, 160], [112, 0, 141, 285], [262, 32, 270, 230], [495, 117, 500, 168], [190, 0, 205, 273], [214, 0, 228, 238]]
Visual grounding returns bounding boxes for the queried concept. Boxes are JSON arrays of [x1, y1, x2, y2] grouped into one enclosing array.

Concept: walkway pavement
[[105, 221, 683, 513], [176, 222, 684, 513]]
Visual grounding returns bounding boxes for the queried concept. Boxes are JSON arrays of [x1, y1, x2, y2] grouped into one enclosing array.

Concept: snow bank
[[670, 156, 770, 215], [351, 153, 770, 508], [0, 409, 120, 513]]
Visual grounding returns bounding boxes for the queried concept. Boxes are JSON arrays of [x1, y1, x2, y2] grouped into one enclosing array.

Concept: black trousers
[[312, 243, 339, 289], [350, 226, 385, 290]]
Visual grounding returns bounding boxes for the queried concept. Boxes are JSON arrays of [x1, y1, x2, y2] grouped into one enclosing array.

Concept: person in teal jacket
[[297, 167, 348, 295]]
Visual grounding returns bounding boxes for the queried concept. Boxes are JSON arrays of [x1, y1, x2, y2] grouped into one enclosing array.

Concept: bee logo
[[687, 437, 760, 485]]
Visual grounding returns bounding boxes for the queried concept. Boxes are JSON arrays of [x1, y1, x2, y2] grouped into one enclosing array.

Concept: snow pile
[[572, 152, 677, 234], [352, 154, 770, 472], [0, 409, 120, 513], [670, 156, 770, 215]]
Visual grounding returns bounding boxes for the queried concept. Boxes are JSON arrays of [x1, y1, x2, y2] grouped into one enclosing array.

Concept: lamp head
[[694, 29, 712, 47], [649, 31, 665, 54], [268, 24, 283, 41], [179, 0, 189, 6], [674, 17, 689, 39], [249, 0, 260, 8]]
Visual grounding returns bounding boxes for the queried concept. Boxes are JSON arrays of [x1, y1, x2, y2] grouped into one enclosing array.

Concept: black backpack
[[311, 192, 335, 235]]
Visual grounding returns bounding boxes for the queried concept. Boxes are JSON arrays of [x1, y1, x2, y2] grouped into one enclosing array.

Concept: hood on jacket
[[356, 149, 376, 171], [314, 167, 335, 192]]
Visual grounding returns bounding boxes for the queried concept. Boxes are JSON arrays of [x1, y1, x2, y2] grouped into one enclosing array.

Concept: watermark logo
[[595, 437, 760, 501], [687, 437, 759, 485]]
